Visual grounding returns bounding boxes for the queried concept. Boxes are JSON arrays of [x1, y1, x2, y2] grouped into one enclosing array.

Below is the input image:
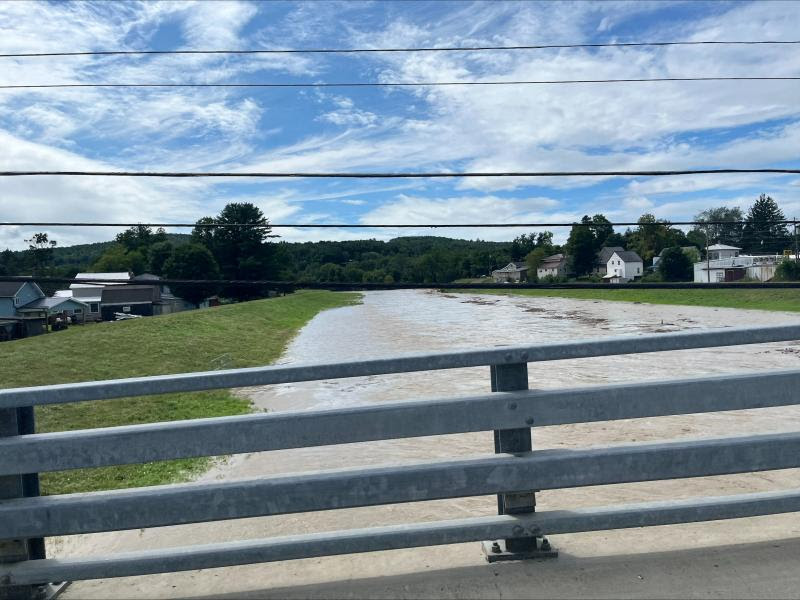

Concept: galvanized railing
[[3, 324, 800, 598]]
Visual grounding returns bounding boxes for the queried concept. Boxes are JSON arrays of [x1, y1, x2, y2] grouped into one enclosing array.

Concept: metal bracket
[[482, 537, 559, 563]]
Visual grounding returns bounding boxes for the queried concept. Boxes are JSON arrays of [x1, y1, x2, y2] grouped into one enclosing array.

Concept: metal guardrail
[[2, 324, 800, 598]]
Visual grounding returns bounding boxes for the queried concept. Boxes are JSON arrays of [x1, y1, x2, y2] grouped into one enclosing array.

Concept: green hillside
[[0, 290, 360, 494]]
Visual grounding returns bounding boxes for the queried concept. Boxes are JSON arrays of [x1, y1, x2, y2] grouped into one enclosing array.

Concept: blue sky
[[1, 0, 799, 249]]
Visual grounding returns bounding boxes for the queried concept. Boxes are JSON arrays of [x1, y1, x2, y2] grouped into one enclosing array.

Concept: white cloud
[[2, 0, 800, 249]]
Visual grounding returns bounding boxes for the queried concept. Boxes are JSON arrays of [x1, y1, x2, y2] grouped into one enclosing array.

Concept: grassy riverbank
[[462, 287, 800, 313], [0, 290, 360, 494]]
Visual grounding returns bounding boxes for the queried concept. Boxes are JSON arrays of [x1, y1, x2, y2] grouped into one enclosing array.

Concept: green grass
[[461, 287, 800, 312], [0, 290, 360, 494]]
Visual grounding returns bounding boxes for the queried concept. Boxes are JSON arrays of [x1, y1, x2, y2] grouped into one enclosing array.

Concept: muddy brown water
[[61, 291, 800, 599]]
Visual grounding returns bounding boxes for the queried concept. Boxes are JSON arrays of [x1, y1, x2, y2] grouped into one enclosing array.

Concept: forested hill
[[7, 234, 192, 275], [278, 236, 515, 283], [2, 233, 515, 283]]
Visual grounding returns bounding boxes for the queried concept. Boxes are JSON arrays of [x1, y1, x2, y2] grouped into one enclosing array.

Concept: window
[[715, 271, 724, 282], [122, 306, 131, 313], [14, 297, 20, 306], [74, 308, 83, 314], [90, 303, 99, 313]]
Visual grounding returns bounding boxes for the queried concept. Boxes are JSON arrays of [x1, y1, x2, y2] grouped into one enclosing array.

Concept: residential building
[[604, 250, 643, 283], [594, 247, 624, 276], [491, 262, 528, 283], [537, 254, 569, 280], [16, 297, 90, 324], [0, 281, 49, 340]]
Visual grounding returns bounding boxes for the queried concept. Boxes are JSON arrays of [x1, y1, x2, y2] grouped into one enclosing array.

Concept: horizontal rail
[[5, 488, 800, 585], [2, 324, 800, 408], [3, 431, 800, 538], [3, 369, 800, 475]]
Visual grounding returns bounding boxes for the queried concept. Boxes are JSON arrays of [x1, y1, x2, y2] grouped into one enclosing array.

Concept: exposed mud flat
[[61, 290, 800, 599]]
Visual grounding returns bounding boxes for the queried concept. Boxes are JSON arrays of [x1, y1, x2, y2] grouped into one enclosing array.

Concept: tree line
[[1, 195, 797, 297]]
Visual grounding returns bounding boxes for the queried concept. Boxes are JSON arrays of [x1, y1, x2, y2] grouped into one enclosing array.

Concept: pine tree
[[741, 195, 789, 254]]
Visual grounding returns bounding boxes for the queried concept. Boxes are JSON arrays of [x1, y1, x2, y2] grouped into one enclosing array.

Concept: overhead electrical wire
[[2, 39, 798, 58], [2, 76, 799, 90], [2, 168, 799, 178], [1, 220, 797, 229]]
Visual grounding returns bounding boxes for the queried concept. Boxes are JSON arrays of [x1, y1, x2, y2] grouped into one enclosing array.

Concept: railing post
[[483, 362, 557, 562], [0, 408, 46, 600]]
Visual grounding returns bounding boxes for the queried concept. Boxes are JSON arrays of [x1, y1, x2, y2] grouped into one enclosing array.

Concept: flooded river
[[65, 291, 800, 599], [247, 289, 800, 414]]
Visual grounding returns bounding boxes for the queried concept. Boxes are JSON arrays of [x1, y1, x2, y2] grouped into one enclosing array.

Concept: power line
[[2, 276, 800, 291], [1, 220, 798, 229], [2, 39, 798, 58], [1, 168, 799, 178], [2, 76, 799, 90]]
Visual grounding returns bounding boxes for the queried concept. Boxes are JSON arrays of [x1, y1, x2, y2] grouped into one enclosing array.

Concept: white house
[[604, 250, 643, 283], [706, 244, 741, 261]]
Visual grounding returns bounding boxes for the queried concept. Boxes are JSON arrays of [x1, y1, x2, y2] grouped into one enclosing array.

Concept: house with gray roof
[[491, 261, 528, 283], [16, 296, 90, 323], [594, 247, 625, 276], [604, 250, 644, 283], [537, 254, 569, 280], [0, 280, 48, 340]]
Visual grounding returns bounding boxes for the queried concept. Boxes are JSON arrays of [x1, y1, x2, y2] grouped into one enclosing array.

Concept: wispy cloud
[[1, 1, 799, 249]]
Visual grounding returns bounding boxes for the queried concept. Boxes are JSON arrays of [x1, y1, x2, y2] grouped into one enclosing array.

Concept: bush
[[658, 247, 693, 281], [775, 260, 800, 281], [639, 271, 664, 283]]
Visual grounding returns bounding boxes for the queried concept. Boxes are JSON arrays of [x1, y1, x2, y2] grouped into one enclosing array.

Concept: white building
[[706, 244, 741, 261], [604, 250, 643, 283], [693, 254, 785, 283]]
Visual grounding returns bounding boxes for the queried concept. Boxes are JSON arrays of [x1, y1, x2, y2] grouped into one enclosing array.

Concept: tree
[[148, 241, 174, 275], [741, 194, 790, 254], [163, 244, 221, 307], [658, 247, 693, 281], [566, 216, 597, 276], [626, 214, 685, 264], [525, 247, 548, 281], [192, 203, 277, 300], [91, 244, 146, 274], [25, 232, 56, 275], [588, 214, 614, 250], [115, 225, 166, 254], [691, 207, 744, 248]]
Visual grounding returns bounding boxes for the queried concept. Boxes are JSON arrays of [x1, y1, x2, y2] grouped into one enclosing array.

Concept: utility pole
[[795, 218, 798, 262], [705, 224, 710, 283]]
